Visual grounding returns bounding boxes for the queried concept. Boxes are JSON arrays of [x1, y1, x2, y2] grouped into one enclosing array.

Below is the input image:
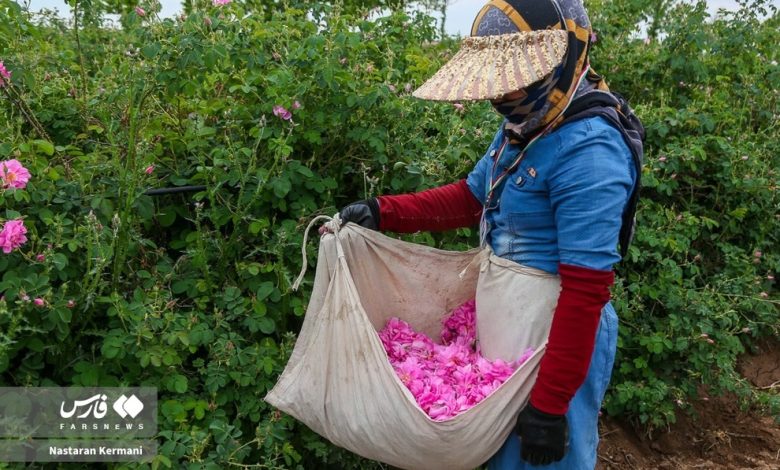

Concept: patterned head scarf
[[474, 0, 609, 140]]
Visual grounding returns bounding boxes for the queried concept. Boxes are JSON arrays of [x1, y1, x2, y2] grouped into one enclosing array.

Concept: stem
[[72, 0, 89, 115], [221, 120, 274, 268], [193, 206, 214, 296], [0, 78, 51, 140], [111, 84, 152, 291], [439, 0, 447, 39]]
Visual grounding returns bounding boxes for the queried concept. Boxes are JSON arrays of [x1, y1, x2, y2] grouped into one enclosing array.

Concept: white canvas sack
[[265, 218, 561, 470]]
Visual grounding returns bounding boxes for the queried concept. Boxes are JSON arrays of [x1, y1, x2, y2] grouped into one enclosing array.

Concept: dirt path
[[597, 340, 780, 469]]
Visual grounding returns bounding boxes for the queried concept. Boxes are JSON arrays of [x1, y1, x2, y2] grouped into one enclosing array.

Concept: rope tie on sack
[[292, 213, 342, 291], [459, 248, 490, 279]]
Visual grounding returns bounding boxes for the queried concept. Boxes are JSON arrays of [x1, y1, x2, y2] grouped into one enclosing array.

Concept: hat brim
[[412, 30, 568, 102]]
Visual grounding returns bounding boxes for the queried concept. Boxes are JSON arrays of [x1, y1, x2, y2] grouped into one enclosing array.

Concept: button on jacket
[[467, 116, 637, 274]]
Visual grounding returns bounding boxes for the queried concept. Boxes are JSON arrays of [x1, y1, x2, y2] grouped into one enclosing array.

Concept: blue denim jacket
[[466, 116, 637, 275]]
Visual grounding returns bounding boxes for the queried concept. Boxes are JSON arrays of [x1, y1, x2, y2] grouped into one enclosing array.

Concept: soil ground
[[596, 339, 780, 469]]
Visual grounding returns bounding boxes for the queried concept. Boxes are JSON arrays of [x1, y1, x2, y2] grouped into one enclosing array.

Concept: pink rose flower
[[273, 105, 292, 121], [36, 253, 45, 262], [33, 298, 45, 307], [292, 101, 301, 110], [378, 299, 531, 421], [0, 219, 27, 253], [0, 61, 11, 87], [213, 0, 231, 6], [145, 164, 155, 175], [135, 6, 146, 16], [0, 159, 31, 189], [67, 299, 76, 308]]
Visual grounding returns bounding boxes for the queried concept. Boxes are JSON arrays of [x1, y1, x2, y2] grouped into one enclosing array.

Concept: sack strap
[[292, 214, 343, 291]]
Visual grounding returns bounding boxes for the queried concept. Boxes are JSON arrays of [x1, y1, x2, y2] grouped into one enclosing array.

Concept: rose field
[[0, 0, 778, 468]]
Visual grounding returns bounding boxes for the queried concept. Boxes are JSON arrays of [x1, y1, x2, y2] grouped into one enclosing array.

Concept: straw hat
[[413, 0, 569, 102]]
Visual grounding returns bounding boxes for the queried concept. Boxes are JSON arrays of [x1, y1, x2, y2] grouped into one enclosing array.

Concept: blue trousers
[[488, 303, 619, 470]]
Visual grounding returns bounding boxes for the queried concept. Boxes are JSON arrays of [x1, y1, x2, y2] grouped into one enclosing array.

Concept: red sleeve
[[529, 263, 615, 415], [377, 179, 483, 233]]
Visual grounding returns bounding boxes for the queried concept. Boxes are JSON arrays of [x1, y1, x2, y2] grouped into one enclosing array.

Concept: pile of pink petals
[[378, 299, 534, 421]]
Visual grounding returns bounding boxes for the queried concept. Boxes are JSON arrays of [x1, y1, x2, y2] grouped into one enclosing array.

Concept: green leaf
[[26, 337, 45, 352], [256, 282, 274, 301], [172, 374, 188, 394], [257, 317, 275, 334], [33, 139, 54, 156], [249, 219, 268, 235], [101, 336, 123, 359], [56, 308, 72, 324], [142, 43, 161, 59], [152, 454, 172, 470], [161, 400, 186, 421], [728, 207, 747, 220], [172, 280, 191, 294], [162, 350, 179, 366], [158, 208, 177, 227], [272, 177, 291, 198], [52, 253, 68, 271]]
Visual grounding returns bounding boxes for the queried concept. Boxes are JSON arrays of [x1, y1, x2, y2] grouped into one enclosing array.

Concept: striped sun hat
[[413, 0, 572, 102]]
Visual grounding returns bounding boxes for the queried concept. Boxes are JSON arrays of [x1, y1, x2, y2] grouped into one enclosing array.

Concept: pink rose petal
[[378, 299, 533, 421], [0, 219, 27, 253], [0, 159, 31, 189]]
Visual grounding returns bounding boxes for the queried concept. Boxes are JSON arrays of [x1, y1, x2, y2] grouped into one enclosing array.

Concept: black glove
[[515, 403, 569, 466], [338, 198, 380, 230]]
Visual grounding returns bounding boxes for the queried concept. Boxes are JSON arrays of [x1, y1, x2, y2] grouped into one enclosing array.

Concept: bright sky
[[21, 0, 779, 35]]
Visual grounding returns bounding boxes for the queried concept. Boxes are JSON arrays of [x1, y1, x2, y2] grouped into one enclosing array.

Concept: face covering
[[490, 66, 562, 125]]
